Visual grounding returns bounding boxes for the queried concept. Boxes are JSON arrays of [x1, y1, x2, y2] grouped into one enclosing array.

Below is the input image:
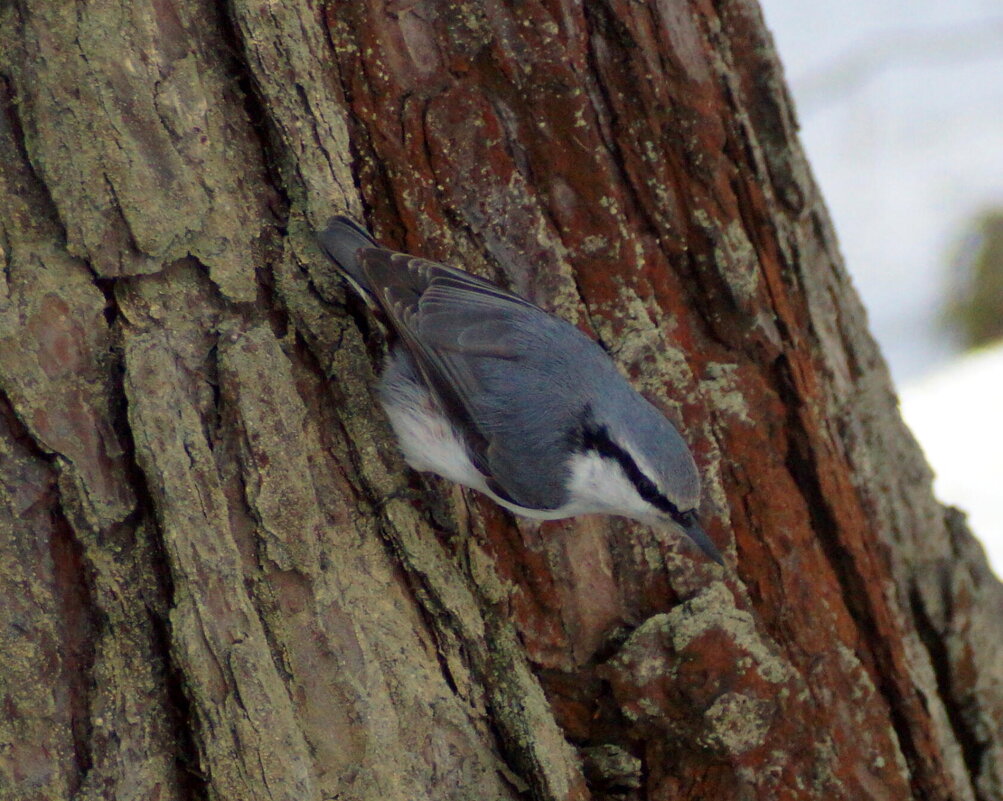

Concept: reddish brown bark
[[1, 2, 1002, 801]]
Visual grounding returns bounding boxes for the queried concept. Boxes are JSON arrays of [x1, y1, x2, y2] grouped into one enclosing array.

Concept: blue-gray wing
[[359, 249, 601, 509]]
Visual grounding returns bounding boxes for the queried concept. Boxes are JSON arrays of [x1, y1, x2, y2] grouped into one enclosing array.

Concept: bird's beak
[[681, 517, 725, 566]]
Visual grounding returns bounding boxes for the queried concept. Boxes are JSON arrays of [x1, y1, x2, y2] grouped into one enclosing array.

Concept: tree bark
[[1, 1, 1001, 800]]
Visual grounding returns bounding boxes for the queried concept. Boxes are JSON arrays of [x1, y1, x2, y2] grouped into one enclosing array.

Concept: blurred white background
[[759, 0, 1003, 573]]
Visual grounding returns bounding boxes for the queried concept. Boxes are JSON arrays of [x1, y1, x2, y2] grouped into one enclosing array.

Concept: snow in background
[[899, 343, 1003, 564], [758, 0, 1003, 573]]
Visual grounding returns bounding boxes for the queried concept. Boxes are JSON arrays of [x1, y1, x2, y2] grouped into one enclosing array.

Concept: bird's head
[[565, 396, 723, 565]]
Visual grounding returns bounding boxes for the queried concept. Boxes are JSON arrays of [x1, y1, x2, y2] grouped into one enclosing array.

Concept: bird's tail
[[316, 215, 379, 296]]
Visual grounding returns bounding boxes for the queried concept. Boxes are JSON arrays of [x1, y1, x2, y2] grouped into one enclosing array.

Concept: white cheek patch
[[565, 451, 660, 522]]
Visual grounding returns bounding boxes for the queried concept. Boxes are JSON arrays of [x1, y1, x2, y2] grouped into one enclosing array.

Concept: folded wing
[[359, 249, 580, 509]]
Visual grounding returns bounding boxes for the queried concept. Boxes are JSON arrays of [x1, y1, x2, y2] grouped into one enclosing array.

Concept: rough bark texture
[[1, 2, 1001, 800]]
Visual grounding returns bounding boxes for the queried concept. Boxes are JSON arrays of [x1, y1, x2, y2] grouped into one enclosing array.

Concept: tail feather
[[316, 215, 379, 295]]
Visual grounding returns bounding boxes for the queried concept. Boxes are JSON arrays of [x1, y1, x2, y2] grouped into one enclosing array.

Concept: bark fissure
[[0, 73, 62, 240], [778, 363, 935, 799], [149, 601, 212, 801], [911, 580, 984, 787], [49, 483, 98, 794]]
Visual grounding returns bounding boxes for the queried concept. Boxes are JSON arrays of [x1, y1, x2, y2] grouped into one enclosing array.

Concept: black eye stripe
[[578, 423, 692, 524]]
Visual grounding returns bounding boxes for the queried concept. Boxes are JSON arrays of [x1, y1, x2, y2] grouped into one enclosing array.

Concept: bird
[[316, 216, 723, 565]]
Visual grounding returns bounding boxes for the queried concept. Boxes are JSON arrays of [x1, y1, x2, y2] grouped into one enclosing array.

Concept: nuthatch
[[317, 217, 721, 564]]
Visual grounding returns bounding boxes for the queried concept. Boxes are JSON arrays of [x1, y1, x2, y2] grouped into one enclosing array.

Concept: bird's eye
[[677, 509, 697, 527], [637, 477, 656, 498]]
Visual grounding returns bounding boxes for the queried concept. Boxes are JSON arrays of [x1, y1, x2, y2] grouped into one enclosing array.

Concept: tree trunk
[[1, 2, 1001, 800]]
